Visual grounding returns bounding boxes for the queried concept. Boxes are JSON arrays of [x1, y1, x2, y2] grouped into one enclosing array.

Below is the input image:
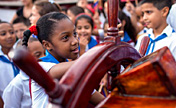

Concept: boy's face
[[76, 18, 92, 42], [67, 10, 76, 23], [13, 22, 28, 39], [141, 3, 164, 29], [46, 19, 79, 61], [0, 23, 16, 50]]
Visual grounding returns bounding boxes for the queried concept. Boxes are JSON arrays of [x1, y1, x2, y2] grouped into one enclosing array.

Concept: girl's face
[[0, 23, 16, 50], [29, 5, 41, 25], [28, 41, 45, 60], [76, 18, 92, 42], [46, 19, 79, 62]]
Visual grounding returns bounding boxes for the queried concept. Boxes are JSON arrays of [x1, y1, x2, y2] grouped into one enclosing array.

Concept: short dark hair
[[12, 16, 30, 27], [68, 6, 85, 16], [139, 0, 172, 10]]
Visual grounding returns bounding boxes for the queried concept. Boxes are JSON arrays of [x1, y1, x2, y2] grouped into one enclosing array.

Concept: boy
[[12, 17, 30, 48], [135, 0, 176, 60], [12, 17, 30, 40]]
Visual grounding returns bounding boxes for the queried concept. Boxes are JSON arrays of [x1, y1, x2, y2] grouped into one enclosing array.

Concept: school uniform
[[135, 25, 176, 59], [2, 71, 31, 108], [32, 51, 96, 108], [136, 27, 148, 39], [31, 51, 58, 108], [167, 3, 176, 32], [85, 36, 98, 51], [0, 48, 19, 97], [121, 31, 135, 47]]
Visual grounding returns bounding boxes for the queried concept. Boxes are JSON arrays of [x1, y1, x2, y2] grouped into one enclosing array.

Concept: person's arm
[[89, 91, 105, 106], [0, 96, 3, 108], [48, 61, 75, 79]]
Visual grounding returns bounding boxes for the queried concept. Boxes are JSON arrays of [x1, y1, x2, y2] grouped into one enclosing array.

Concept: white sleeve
[[167, 4, 176, 32], [38, 62, 56, 72], [2, 75, 22, 108], [32, 62, 56, 108]]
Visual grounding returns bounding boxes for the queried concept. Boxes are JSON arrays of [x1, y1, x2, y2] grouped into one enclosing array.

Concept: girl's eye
[[77, 26, 82, 30], [62, 35, 69, 41], [85, 26, 90, 29], [0, 32, 6, 36], [73, 32, 78, 38]]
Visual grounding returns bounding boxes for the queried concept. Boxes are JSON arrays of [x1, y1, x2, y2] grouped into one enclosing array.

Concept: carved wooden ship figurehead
[[10, 0, 176, 107]]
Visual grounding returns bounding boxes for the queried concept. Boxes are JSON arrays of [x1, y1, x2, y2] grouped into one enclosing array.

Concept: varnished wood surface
[[97, 89, 176, 108], [114, 47, 176, 96], [139, 36, 150, 57]]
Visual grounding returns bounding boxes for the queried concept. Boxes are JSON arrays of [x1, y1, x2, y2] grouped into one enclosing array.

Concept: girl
[[0, 21, 19, 99], [29, 0, 61, 25], [2, 37, 45, 108], [22, 12, 104, 108], [75, 14, 98, 55], [118, 11, 137, 46]]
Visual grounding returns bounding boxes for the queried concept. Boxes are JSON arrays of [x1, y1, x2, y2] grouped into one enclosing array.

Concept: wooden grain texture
[[97, 89, 176, 108], [115, 47, 176, 96], [139, 36, 150, 57]]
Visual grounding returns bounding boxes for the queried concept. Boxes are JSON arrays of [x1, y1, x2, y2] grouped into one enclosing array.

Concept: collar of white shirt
[[147, 24, 173, 39]]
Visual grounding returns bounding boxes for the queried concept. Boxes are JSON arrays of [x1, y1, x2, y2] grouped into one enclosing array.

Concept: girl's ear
[[162, 7, 169, 17], [42, 40, 53, 51]]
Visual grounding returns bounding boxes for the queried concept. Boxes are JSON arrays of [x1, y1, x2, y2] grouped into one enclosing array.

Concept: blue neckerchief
[[0, 55, 19, 77], [145, 29, 175, 56], [88, 36, 98, 49], [40, 50, 68, 63], [145, 33, 168, 55], [172, 29, 175, 33], [121, 31, 131, 42]]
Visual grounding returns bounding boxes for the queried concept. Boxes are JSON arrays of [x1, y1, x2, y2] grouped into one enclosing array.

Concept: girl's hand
[[117, 23, 124, 37], [79, 36, 88, 56], [79, 36, 88, 50]]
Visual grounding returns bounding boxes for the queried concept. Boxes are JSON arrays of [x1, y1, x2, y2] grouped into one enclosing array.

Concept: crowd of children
[[0, 0, 176, 107]]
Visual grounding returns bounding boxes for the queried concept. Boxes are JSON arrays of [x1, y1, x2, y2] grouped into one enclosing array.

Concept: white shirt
[[0, 48, 15, 97], [2, 71, 31, 108], [135, 25, 176, 60], [31, 62, 56, 108], [167, 3, 176, 32]]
